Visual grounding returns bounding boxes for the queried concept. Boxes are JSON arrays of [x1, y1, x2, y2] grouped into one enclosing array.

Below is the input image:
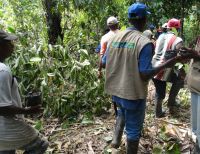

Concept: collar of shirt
[[126, 27, 138, 31]]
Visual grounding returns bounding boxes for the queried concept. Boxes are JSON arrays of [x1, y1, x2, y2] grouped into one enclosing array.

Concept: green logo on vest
[[112, 42, 135, 49]]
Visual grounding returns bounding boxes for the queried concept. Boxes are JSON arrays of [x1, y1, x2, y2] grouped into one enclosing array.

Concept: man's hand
[[0, 105, 43, 116], [25, 105, 43, 115], [179, 47, 197, 58]]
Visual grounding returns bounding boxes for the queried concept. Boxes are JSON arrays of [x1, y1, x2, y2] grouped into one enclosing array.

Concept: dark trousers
[[152, 72, 184, 100]]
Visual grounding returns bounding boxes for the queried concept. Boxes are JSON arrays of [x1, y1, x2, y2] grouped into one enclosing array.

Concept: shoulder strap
[[167, 35, 177, 50]]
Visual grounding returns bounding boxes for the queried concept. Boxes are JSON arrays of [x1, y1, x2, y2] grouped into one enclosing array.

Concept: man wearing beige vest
[[102, 2, 183, 154], [180, 36, 200, 153]]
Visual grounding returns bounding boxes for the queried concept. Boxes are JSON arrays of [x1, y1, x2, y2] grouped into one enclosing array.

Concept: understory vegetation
[[1, 0, 199, 119], [1, 0, 200, 153]]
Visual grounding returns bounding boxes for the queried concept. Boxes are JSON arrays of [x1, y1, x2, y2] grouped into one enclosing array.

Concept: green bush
[[8, 43, 110, 119]]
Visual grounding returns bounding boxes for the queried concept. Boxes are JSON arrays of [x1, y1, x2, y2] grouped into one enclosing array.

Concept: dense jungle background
[[0, 0, 200, 153]]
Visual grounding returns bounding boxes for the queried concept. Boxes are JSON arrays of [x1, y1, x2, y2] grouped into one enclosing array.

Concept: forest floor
[[17, 84, 194, 154]]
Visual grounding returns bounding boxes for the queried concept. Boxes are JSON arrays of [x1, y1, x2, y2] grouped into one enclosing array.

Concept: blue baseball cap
[[128, 3, 150, 19], [149, 24, 155, 29]]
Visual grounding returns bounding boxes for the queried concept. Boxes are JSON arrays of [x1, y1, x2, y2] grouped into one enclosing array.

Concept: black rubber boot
[[155, 98, 165, 118], [194, 139, 200, 154], [167, 81, 182, 114], [111, 115, 125, 148], [126, 139, 139, 154], [23, 139, 49, 154], [168, 80, 183, 107]]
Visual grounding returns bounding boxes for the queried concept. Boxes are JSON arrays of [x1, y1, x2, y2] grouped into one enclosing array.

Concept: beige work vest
[[105, 29, 152, 100], [187, 37, 200, 94]]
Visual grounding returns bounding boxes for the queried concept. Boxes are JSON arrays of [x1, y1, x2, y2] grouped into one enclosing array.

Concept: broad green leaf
[[81, 117, 93, 124], [30, 57, 41, 62], [61, 121, 70, 129], [175, 63, 183, 69], [167, 143, 181, 154], [120, 25, 127, 31], [41, 79, 47, 86], [47, 73, 55, 77], [7, 26, 15, 33], [78, 49, 88, 55], [168, 143, 176, 151], [153, 145, 162, 154], [75, 60, 90, 67], [34, 120, 43, 131], [81, 59, 90, 66]]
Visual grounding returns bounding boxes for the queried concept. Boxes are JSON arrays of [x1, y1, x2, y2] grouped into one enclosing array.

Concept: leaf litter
[[17, 85, 195, 154]]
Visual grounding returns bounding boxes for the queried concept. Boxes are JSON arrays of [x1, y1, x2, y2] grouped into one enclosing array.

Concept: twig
[[158, 119, 185, 126], [24, 118, 36, 124], [87, 141, 95, 154]]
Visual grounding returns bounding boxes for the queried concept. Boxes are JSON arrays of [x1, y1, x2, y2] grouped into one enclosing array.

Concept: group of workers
[[0, 1, 199, 154], [97, 2, 200, 154]]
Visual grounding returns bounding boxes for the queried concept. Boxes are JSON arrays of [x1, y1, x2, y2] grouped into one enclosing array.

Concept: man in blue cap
[[103, 2, 183, 153]]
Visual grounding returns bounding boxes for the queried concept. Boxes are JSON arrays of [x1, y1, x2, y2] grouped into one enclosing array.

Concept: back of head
[[107, 16, 119, 30], [149, 24, 155, 31], [167, 18, 181, 29], [0, 30, 17, 43], [0, 30, 17, 60], [128, 2, 150, 31]]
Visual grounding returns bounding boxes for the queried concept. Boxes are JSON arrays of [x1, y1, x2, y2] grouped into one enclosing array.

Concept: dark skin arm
[[98, 57, 103, 78], [140, 56, 182, 81], [141, 47, 200, 81], [180, 47, 200, 60], [140, 40, 186, 81], [0, 105, 43, 116], [140, 41, 184, 81]]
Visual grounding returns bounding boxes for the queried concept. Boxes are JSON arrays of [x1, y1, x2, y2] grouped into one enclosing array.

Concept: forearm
[[98, 55, 106, 71], [153, 58, 176, 73], [140, 57, 177, 80], [98, 57, 103, 71], [182, 50, 200, 60], [0, 105, 27, 116]]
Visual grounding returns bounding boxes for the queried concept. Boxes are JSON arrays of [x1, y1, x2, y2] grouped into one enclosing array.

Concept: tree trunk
[[43, 0, 63, 45], [180, 0, 185, 38]]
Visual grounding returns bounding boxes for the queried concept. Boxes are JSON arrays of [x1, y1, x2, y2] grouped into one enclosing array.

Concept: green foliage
[[34, 120, 44, 131], [0, 0, 199, 120], [166, 142, 181, 154], [7, 43, 110, 118], [142, 0, 196, 26], [152, 145, 162, 154], [184, 2, 200, 45]]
